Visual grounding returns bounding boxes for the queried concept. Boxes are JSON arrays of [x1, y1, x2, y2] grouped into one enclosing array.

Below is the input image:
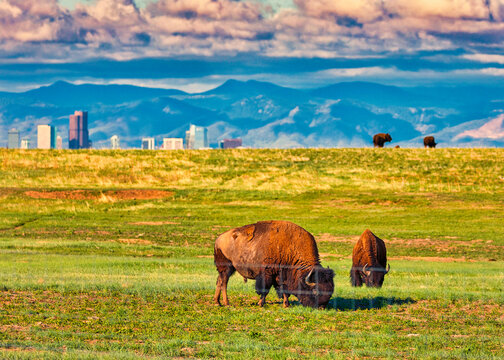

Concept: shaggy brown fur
[[350, 229, 389, 288], [373, 133, 392, 147], [214, 221, 334, 308], [423, 136, 437, 148]]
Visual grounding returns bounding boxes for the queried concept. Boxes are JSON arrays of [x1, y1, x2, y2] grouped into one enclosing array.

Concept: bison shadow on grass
[[326, 296, 415, 311], [258, 296, 415, 310]]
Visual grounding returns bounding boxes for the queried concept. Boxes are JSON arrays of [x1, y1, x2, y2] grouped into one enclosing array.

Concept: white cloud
[[1, 0, 504, 62], [463, 54, 504, 64]]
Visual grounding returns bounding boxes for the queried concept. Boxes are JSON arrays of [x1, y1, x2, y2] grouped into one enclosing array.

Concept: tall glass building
[[185, 125, 208, 149], [69, 111, 89, 149]]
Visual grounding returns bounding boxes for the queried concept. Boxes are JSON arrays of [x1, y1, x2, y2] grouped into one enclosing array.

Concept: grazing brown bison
[[350, 229, 390, 288], [373, 133, 392, 148], [214, 220, 334, 308], [423, 136, 437, 148]]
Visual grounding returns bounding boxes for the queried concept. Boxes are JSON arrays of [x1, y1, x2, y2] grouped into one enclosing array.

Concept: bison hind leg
[[214, 248, 236, 306]]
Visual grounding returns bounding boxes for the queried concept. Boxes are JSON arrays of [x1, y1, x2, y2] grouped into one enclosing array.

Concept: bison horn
[[385, 263, 390, 274], [305, 267, 316, 287], [362, 264, 371, 277]]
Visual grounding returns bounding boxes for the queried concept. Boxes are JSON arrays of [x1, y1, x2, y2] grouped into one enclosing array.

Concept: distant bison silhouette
[[350, 229, 390, 288], [394, 145, 400, 148], [373, 133, 392, 148], [423, 136, 437, 148]]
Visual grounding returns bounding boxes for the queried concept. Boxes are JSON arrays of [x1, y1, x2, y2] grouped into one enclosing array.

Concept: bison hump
[[232, 224, 256, 242]]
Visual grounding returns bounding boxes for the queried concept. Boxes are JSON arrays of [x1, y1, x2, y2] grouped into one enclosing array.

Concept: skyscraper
[[111, 135, 120, 150], [141, 138, 155, 150], [37, 125, 56, 149], [162, 138, 183, 150], [8, 128, 20, 149], [185, 125, 208, 149], [56, 136, 63, 150], [69, 111, 89, 149]]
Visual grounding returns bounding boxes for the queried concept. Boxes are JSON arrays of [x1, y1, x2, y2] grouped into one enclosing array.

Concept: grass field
[[0, 148, 503, 359]]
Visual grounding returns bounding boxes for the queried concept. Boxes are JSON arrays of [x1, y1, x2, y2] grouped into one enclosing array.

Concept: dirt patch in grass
[[387, 238, 499, 254], [319, 253, 349, 259], [317, 233, 358, 243], [319, 254, 477, 262], [0, 325, 31, 332], [25, 190, 174, 200], [398, 300, 504, 324], [116, 238, 153, 245], [129, 221, 180, 225], [388, 256, 475, 262], [388, 238, 489, 246], [0, 347, 36, 353]]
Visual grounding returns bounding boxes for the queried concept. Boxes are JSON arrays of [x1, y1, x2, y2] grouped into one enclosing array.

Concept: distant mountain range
[[1, 80, 504, 148]]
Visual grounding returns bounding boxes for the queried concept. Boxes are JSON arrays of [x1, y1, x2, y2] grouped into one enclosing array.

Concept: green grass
[[0, 148, 503, 359]]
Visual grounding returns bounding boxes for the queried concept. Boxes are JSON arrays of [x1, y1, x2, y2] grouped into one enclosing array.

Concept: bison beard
[[213, 221, 335, 308]]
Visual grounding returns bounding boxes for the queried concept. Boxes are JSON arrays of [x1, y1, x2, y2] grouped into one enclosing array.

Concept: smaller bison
[[350, 229, 390, 288], [373, 133, 392, 148], [423, 136, 437, 148]]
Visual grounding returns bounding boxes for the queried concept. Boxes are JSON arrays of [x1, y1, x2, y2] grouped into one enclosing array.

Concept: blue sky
[[1, 0, 504, 92]]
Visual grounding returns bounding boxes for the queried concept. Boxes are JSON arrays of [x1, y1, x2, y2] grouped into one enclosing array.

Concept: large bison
[[350, 229, 390, 288], [423, 136, 437, 148], [214, 220, 334, 308], [373, 133, 392, 148]]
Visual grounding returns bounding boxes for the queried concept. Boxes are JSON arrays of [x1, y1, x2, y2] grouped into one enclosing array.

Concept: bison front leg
[[282, 293, 290, 308], [255, 274, 274, 307]]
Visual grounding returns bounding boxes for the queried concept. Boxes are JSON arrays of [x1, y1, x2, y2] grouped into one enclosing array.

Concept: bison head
[[385, 133, 392, 142], [361, 263, 390, 288], [297, 266, 334, 309]]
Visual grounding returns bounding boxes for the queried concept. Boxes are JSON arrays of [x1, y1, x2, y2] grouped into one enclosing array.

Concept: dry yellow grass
[[1, 148, 503, 194]]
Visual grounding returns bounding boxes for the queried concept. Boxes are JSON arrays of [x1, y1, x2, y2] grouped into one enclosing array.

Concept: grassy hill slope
[[0, 148, 503, 358]]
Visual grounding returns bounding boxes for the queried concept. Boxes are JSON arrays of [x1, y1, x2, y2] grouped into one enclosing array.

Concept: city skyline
[[1, 118, 237, 150]]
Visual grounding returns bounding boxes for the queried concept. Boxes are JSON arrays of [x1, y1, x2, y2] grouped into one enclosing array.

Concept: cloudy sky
[[2, 0, 504, 91]]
